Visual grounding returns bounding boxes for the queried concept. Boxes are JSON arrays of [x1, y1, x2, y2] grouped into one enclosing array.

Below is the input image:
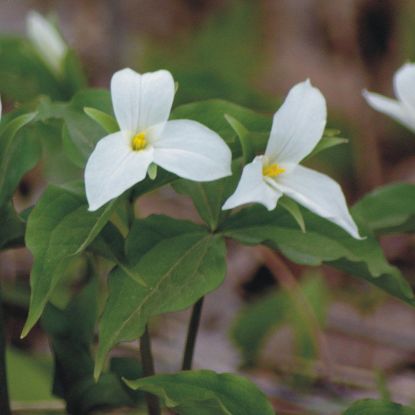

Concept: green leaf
[[61, 89, 112, 168], [352, 183, 415, 234], [21, 184, 115, 337], [0, 203, 25, 250], [278, 197, 305, 232], [0, 112, 39, 207], [28, 91, 112, 170], [173, 168, 238, 231], [231, 274, 328, 365], [95, 215, 226, 378], [224, 114, 254, 162], [125, 370, 275, 415], [41, 279, 135, 414], [306, 136, 348, 159], [0, 37, 63, 101], [221, 205, 414, 305], [343, 399, 415, 415], [62, 49, 87, 94], [84, 107, 119, 134]]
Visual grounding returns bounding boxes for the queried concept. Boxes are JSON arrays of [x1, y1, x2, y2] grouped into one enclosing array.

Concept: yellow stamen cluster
[[263, 163, 285, 178], [131, 132, 147, 151]]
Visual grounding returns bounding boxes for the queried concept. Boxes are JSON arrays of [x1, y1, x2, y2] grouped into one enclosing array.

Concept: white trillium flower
[[26, 11, 67, 76], [363, 63, 415, 133], [85, 68, 232, 211], [222, 80, 362, 239]]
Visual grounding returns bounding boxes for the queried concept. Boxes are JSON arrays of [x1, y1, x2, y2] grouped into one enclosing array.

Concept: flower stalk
[[140, 325, 160, 415], [182, 296, 204, 371]]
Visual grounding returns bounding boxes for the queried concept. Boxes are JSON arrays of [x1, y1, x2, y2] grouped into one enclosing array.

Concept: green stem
[[182, 296, 204, 371], [140, 326, 160, 415], [0, 290, 11, 415]]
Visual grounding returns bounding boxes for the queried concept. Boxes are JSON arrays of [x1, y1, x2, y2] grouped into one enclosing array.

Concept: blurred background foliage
[[1, 0, 415, 414]]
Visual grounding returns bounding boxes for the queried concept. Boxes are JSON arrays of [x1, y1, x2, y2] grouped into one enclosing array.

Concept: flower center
[[263, 163, 285, 178], [131, 132, 148, 151]]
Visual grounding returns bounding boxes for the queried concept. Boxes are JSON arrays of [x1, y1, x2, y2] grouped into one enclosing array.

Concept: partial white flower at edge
[[85, 68, 232, 211], [222, 80, 362, 240], [363, 63, 415, 133], [26, 11, 67, 76]]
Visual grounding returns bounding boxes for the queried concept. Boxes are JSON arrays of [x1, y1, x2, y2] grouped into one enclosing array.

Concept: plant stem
[[0, 290, 11, 415], [182, 296, 204, 371], [140, 326, 160, 415]]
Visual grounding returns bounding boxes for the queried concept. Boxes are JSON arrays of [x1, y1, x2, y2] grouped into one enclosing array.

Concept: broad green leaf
[[125, 370, 275, 415], [221, 205, 414, 305], [95, 215, 226, 377], [0, 112, 39, 207], [343, 399, 415, 415], [352, 183, 415, 234], [0, 203, 25, 250], [84, 107, 119, 134], [231, 274, 328, 365], [0, 37, 62, 101], [41, 280, 135, 414], [22, 184, 115, 337]]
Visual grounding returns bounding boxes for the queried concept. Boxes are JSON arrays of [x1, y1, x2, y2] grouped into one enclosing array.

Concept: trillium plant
[[1, 10, 415, 415]]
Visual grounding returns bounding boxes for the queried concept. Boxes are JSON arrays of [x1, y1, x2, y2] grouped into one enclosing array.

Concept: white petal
[[85, 131, 153, 211], [393, 63, 415, 112], [0, 96, 2, 120], [275, 165, 362, 239], [26, 11, 67, 75], [111, 68, 174, 133], [152, 120, 232, 181], [362, 90, 415, 132], [265, 79, 327, 165], [222, 156, 282, 210]]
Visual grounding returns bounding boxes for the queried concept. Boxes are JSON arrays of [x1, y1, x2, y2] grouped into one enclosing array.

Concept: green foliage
[[343, 399, 415, 414], [231, 274, 329, 365], [173, 170, 238, 231], [352, 183, 415, 234], [22, 184, 115, 337], [0, 203, 25, 250], [0, 112, 39, 207], [224, 114, 255, 162], [221, 205, 414, 305], [41, 279, 137, 414], [62, 49, 87, 96], [0, 37, 62, 101], [125, 370, 275, 415], [34, 89, 112, 169], [84, 106, 118, 134], [95, 215, 227, 377]]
